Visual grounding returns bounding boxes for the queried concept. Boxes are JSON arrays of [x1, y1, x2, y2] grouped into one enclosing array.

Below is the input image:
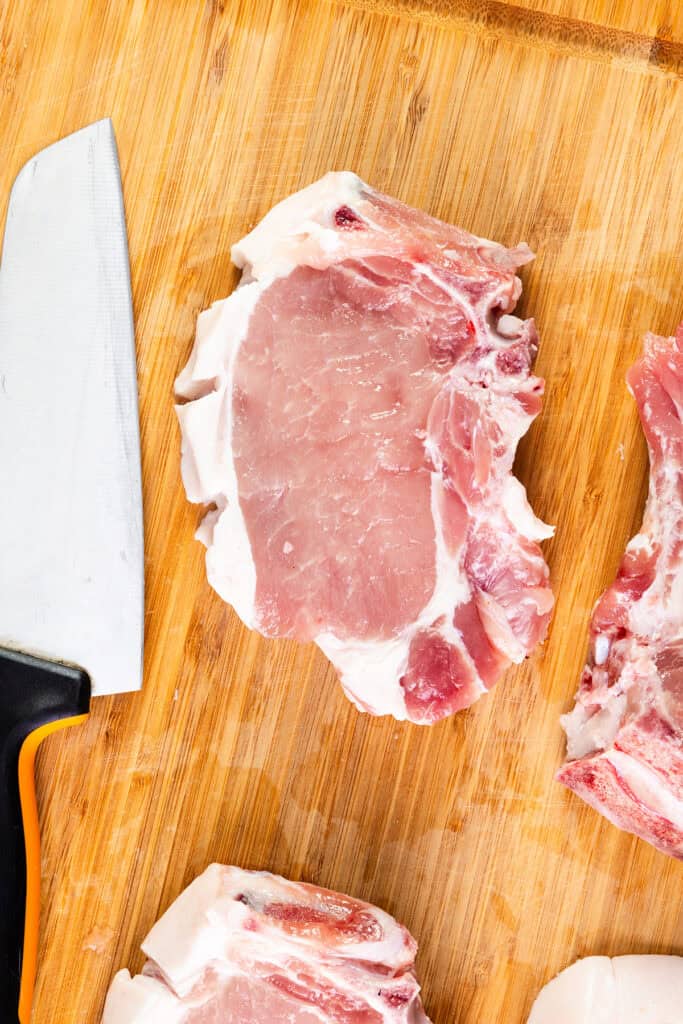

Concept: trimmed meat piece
[[528, 955, 683, 1023], [559, 326, 683, 858], [176, 173, 553, 723], [101, 865, 431, 1024]]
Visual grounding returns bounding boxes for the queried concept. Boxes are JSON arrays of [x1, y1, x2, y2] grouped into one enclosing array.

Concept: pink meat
[[101, 865, 431, 1024], [559, 326, 683, 859], [176, 173, 553, 723]]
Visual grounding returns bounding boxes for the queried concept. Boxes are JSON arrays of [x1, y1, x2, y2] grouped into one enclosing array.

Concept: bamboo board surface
[[1, 1, 682, 1021]]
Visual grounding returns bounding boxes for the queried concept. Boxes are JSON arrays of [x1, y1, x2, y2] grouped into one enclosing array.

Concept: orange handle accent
[[17, 715, 88, 1024]]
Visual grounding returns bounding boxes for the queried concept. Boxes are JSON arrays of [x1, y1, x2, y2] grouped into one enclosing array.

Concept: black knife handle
[[0, 648, 90, 1023]]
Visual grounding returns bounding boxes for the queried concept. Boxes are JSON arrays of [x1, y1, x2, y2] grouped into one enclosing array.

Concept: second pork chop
[[102, 865, 431, 1023], [177, 174, 553, 723], [559, 325, 683, 857]]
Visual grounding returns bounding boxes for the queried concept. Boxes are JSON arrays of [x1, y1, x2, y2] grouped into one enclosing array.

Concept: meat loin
[[559, 326, 683, 858], [101, 864, 432, 1023], [527, 955, 683, 1023], [176, 173, 553, 723]]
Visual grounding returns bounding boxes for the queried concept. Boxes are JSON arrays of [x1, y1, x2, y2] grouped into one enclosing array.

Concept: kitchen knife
[[0, 119, 143, 1022]]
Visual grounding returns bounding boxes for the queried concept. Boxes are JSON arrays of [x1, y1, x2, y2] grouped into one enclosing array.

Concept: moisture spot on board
[[283, 541, 293, 555], [82, 925, 115, 954], [575, 198, 602, 233]]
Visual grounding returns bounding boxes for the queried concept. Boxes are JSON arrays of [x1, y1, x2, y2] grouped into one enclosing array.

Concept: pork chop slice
[[527, 955, 683, 1023], [101, 865, 431, 1023], [558, 326, 683, 858], [176, 173, 553, 723]]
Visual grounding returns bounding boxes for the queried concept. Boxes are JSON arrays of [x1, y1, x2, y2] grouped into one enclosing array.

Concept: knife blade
[[0, 119, 143, 1023]]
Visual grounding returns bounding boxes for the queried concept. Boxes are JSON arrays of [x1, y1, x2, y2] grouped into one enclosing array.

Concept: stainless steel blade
[[0, 119, 143, 696]]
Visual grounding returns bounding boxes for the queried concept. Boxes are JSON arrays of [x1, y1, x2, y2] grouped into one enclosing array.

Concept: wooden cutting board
[[1, 1, 682, 1020]]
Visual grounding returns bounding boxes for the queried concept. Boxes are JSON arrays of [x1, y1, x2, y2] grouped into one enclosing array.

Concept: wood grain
[[0, 1, 682, 1021]]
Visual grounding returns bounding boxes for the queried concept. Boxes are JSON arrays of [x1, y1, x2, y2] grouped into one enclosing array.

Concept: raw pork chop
[[176, 173, 553, 723], [528, 955, 683, 1023], [559, 326, 683, 858], [101, 864, 432, 1023]]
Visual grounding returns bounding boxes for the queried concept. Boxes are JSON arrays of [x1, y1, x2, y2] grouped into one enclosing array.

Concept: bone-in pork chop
[[101, 865, 432, 1023], [176, 174, 553, 723], [528, 955, 683, 1023], [559, 325, 683, 858]]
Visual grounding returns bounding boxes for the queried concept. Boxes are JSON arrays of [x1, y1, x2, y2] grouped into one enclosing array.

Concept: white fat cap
[[527, 955, 683, 1024]]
